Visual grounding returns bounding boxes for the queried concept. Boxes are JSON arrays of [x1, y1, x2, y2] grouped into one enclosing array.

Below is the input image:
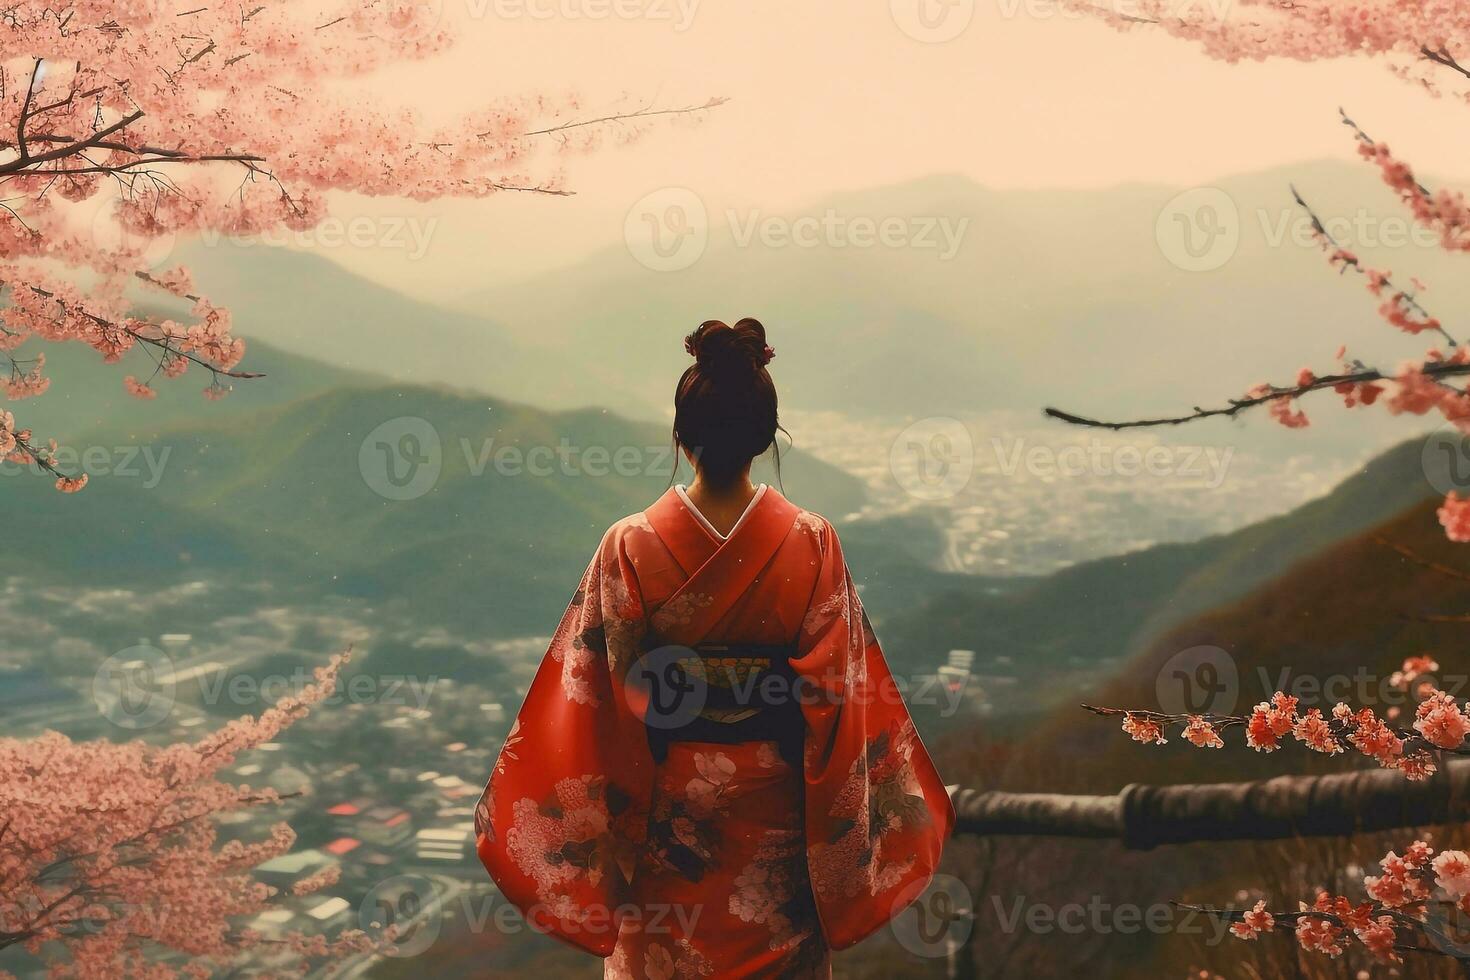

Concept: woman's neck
[[684, 473, 759, 537]]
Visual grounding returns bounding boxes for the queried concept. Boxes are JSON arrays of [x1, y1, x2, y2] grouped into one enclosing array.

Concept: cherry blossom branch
[[1176, 842, 1470, 965], [1421, 45, 1470, 81], [1089, 675, 1462, 780], [1340, 107, 1433, 198], [513, 96, 729, 140], [0, 133, 261, 161], [14, 58, 42, 161], [1045, 364, 1415, 430], [20, 284, 263, 380], [1344, 108, 1470, 253], [0, 110, 146, 174], [1292, 180, 1452, 345]]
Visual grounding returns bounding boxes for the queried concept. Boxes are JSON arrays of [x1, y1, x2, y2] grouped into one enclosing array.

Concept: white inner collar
[[675, 483, 768, 541]]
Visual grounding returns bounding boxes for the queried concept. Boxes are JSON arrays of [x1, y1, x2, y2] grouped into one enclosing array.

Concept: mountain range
[[444, 159, 1460, 457], [104, 158, 1458, 470]]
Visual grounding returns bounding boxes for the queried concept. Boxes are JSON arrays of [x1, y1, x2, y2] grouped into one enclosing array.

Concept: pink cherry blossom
[[1439, 493, 1470, 542], [1182, 716, 1224, 748], [1121, 713, 1166, 745], [123, 375, 156, 400], [1056, 2, 1470, 544], [1294, 912, 1345, 957], [0, 653, 374, 977], [1229, 900, 1274, 940], [1414, 690, 1470, 749], [1433, 850, 1470, 898], [1292, 708, 1343, 755]]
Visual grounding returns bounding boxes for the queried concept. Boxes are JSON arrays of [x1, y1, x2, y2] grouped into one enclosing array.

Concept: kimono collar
[[645, 484, 800, 582], [675, 482, 767, 543]]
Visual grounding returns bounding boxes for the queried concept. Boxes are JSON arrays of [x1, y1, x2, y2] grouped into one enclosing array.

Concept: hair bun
[[683, 318, 774, 374]]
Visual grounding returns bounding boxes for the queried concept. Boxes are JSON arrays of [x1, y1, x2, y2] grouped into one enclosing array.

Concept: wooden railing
[[937, 760, 1470, 979], [949, 758, 1470, 848]]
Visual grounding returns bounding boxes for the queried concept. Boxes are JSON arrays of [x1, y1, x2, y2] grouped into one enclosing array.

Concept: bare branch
[[509, 97, 729, 140], [1421, 44, 1470, 81]]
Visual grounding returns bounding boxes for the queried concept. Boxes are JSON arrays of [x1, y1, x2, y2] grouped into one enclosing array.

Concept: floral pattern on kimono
[[644, 751, 736, 882], [650, 590, 714, 635], [606, 937, 715, 979], [808, 721, 929, 901], [794, 515, 954, 948], [504, 773, 635, 922], [617, 740, 829, 979], [793, 511, 826, 539], [555, 547, 647, 703], [800, 583, 849, 638], [730, 828, 815, 953]]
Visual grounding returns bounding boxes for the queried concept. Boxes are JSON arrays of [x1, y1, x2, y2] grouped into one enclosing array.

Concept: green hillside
[[7, 368, 871, 636]]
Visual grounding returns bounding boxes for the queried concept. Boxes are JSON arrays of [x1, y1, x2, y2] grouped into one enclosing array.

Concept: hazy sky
[[295, 0, 1470, 296]]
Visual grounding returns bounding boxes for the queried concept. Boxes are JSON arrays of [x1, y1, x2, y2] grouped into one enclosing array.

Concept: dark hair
[[672, 318, 784, 486]]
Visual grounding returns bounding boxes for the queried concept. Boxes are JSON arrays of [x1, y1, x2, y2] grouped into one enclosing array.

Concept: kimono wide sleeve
[[794, 518, 956, 950], [473, 527, 654, 956]]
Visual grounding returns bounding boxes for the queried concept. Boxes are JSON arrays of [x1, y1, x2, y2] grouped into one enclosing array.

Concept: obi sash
[[639, 640, 805, 767]]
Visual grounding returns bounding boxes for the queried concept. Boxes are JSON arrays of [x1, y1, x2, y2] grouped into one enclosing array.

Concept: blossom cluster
[[1215, 839, 1470, 965], [0, 653, 376, 976], [1061, 0, 1470, 99], [1, 1, 712, 489], [1112, 659, 1463, 781]]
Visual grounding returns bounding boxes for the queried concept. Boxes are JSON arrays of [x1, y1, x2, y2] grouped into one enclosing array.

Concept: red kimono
[[474, 486, 954, 978]]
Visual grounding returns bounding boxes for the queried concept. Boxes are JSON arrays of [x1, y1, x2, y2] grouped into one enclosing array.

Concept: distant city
[[786, 409, 1358, 575]]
